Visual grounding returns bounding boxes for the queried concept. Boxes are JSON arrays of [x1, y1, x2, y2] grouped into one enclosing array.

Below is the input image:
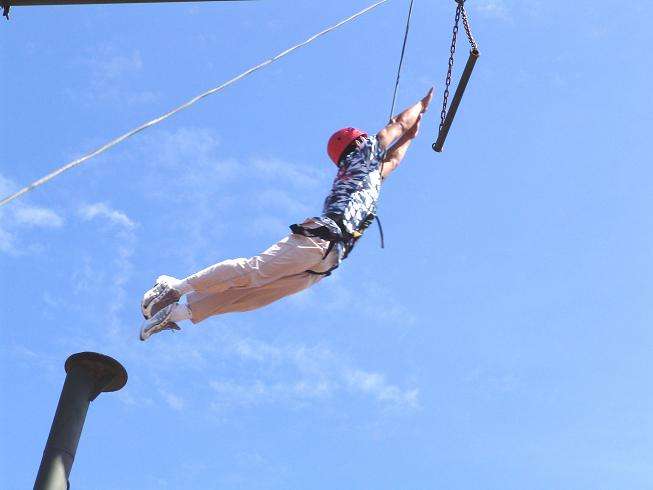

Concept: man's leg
[[376, 87, 434, 150], [185, 230, 329, 295], [141, 220, 332, 319], [140, 237, 337, 339], [187, 272, 324, 323]]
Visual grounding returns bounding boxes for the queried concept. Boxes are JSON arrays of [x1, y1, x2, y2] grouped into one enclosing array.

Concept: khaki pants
[[186, 221, 337, 323]]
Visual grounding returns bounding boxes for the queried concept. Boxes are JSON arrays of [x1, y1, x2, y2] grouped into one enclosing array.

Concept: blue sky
[[1, 0, 652, 488]]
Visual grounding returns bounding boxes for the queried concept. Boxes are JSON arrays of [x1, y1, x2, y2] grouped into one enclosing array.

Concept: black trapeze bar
[[433, 48, 480, 153]]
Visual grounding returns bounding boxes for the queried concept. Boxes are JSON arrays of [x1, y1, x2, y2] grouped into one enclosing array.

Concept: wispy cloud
[[14, 206, 64, 228], [209, 379, 332, 409], [120, 127, 329, 270], [206, 334, 419, 411], [0, 173, 65, 255], [251, 157, 325, 189], [345, 369, 419, 407], [471, 0, 545, 21], [79, 202, 136, 229], [472, 0, 511, 20], [71, 46, 158, 105], [91, 48, 143, 81], [159, 388, 186, 411], [120, 324, 417, 414], [76, 202, 138, 338], [295, 275, 417, 326]]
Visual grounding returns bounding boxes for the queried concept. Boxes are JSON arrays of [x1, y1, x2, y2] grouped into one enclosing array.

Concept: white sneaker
[[141, 275, 182, 319], [139, 303, 181, 341]]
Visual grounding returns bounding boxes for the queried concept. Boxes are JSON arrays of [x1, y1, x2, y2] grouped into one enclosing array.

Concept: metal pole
[[9, 0, 247, 5], [34, 352, 128, 490], [433, 48, 480, 153], [3, 0, 249, 19]]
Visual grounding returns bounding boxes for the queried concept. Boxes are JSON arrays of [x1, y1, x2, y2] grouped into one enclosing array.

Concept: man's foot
[[141, 275, 182, 319], [139, 303, 181, 341]]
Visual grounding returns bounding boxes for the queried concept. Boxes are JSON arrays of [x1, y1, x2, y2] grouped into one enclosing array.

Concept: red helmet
[[327, 127, 367, 166]]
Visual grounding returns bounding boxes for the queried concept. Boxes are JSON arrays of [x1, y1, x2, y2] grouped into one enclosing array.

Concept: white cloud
[[231, 336, 283, 363], [251, 157, 326, 189], [295, 275, 417, 326], [0, 173, 65, 255], [346, 370, 419, 408], [119, 127, 329, 270], [255, 188, 311, 215], [209, 379, 332, 408], [0, 225, 15, 254], [129, 328, 417, 413], [76, 202, 138, 338], [472, 0, 545, 21], [91, 48, 143, 81], [159, 389, 186, 411], [71, 46, 158, 106], [14, 206, 64, 228], [473, 0, 511, 20], [206, 334, 418, 410], [79, 202, 136, 229]]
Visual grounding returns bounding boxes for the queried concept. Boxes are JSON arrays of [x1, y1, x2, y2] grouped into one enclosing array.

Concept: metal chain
[[439, 2, 462, 130], [438, 1, 479, 131], [460, 5, 479, 52]]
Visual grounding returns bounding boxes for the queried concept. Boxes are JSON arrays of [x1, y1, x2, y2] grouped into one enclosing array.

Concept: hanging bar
[[433, 48, 480, 153]]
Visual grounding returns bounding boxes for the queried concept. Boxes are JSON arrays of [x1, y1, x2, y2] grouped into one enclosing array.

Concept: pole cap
[[65, 352, 128, 394]]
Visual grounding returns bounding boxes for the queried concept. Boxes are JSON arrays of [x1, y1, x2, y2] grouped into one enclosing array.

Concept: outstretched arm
[[381, 113, 422, 178], [376, 87, 433, 151]]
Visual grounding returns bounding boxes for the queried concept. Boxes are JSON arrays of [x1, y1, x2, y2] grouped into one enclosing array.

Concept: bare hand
[[406, 114, 423, 139], [420, 87, 434, 113]]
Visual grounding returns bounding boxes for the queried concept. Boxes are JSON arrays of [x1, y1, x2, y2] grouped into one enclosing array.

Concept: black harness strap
[[2, 1, 10, 19], [375, 215, 385, 249], [290, 223, 342, 277], [305, 267, 337, 277], [290, 223, 339, 258]]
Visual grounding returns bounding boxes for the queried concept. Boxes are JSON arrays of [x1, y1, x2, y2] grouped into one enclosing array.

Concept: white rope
[[0, 0, 390, 207]]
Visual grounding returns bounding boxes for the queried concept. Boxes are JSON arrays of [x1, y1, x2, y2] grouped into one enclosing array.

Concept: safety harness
[[289, 220, 342, 277], [289, 211, 382, 277]]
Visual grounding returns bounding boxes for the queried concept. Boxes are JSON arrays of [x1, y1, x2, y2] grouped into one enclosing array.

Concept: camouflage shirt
[[322, 135, 385, 237], [289, 135, 385, 266]]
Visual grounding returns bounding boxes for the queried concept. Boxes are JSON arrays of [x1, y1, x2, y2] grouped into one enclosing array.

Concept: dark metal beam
[[10, 0, 247, 4], [3, 0, 249, 18]]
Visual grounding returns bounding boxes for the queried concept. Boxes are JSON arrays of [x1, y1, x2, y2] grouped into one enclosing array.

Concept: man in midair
[[140, 88, 434, 341]]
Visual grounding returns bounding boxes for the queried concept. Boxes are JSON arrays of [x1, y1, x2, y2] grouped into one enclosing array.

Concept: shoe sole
[[139, 322, 149, 341], [141, 276, 181, 319], [141, 282, 164, 319], [149, 289, 181, 318], [139, 306, 177, 342]]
